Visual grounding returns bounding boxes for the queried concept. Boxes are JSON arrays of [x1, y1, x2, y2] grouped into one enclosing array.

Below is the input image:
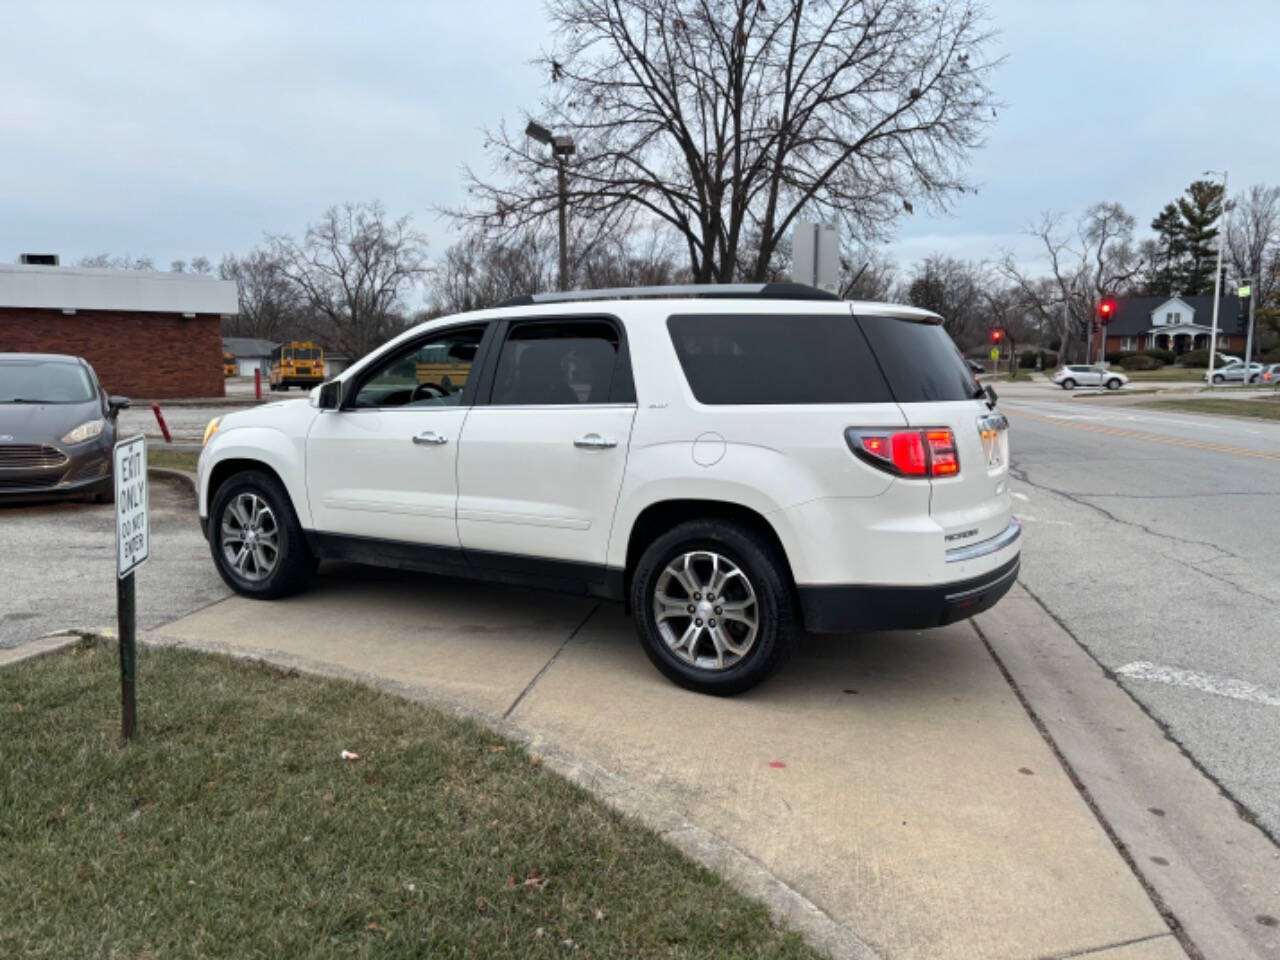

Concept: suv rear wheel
[[631, 520, 794, 695], [209, 469, 312, 599], [1061, 377, 1076, 389]]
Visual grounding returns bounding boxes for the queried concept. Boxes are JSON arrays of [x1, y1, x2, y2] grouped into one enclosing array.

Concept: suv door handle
[[412, 431, 448, 446], [574, 433, 618, 449]]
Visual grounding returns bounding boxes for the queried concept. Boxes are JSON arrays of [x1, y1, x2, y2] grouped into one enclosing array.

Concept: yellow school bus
[[223, 352, 237, 377], [269, 341, 325, 391]]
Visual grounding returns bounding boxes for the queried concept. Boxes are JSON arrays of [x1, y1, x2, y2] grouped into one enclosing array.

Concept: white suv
[[198, 284, 1020, 695]]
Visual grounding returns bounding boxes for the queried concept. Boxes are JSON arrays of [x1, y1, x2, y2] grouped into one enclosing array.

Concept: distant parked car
[[1256, 363, 1280, 385], [1203, 362, 1263, 384], [1052, 364, 1128, 390], [0, 353, 131, 501]]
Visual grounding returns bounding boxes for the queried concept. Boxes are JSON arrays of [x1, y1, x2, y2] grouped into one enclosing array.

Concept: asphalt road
[[997, 380, 1280, 839], [0, 476, 229, 647]]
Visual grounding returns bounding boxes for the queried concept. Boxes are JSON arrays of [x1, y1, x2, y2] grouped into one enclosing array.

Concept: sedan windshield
[[0, 360, 95, 403]]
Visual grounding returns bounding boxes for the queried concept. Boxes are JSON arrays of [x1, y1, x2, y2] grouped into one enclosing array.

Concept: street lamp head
[[552, 134, 576, 157], [525, 120, 553, 145]]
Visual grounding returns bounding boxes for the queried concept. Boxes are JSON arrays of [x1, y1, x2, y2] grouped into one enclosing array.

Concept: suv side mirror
[[107, 395, 131, 418], [317, 380, 343, 411]]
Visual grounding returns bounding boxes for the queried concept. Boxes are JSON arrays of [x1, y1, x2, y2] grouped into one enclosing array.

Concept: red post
[[254, 368, 262, 401], [151, 403, 172, 443]]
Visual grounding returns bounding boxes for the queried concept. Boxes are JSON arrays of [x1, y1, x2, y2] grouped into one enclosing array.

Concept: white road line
[[1115, 661, 1280, 708], [1011, 491, 1030, 501]]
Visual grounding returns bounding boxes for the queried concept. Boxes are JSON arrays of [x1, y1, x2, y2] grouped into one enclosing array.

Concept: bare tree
[[77, 254, 156, 271], [902, 254, 987, 345], [998, 204, 1142, 361], [270, 202, 429, 359], [452, 0, 1001, 283], [1227, 184, 1280, 338], [219, 249, 304, 342]]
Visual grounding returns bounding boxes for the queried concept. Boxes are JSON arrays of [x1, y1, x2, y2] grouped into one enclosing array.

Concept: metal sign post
[[113, 435, 149, 741]]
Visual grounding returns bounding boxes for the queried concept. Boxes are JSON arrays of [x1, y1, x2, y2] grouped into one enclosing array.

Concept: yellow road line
[[1005, 408, 1280, 463]]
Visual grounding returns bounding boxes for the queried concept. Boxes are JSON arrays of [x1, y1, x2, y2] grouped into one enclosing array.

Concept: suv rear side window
[[854, 315, 980, 403], [491, 320, 630, 405], [667, 313, 892, 404]]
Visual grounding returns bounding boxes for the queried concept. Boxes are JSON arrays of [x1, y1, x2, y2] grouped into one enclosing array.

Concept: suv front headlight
[[202, 417, 222, 447], [62, 419, 105, 444]]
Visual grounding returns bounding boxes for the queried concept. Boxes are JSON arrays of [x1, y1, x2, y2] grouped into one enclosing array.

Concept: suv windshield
[[854, 315, 981, 403], [0, 360, 95, 403]]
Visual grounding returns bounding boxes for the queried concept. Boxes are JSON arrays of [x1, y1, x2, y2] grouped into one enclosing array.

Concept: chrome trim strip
[[945, 557, 1020, 601], [945, 519, 1021, 564]]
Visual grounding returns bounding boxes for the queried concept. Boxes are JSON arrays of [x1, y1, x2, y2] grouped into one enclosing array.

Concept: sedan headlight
[[62, 419, 105, 444], [202, 416, 222, 447]]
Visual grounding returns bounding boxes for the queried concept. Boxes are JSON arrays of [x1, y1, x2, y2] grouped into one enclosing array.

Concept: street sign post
[[113, 435, 149, 741], [791, 221, 840, 293]]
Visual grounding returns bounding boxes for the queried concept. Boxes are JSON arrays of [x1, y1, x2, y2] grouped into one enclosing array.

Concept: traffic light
[[1098, 298, 1116, 324], [990, 328, 1003, 344]]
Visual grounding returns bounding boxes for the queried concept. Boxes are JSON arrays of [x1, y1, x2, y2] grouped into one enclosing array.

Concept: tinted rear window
[[854, 315, 980, 403], [667, 313, 892, 404]]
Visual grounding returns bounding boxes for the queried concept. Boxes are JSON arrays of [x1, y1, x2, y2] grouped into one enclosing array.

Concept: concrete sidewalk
[[144, 566, 1183, 960]]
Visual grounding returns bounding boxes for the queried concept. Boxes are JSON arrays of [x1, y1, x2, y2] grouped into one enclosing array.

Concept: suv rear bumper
[[798, 554, 1019, 633]]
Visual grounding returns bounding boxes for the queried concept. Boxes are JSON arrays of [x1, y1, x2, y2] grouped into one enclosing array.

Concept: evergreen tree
[[1176, 179, 1225, 294], [1145, 203, 1185, 295]]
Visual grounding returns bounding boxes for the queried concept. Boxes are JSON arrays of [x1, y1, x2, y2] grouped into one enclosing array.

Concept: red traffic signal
[[1098, 298, 1116, 324], [990, 329, 1003, 344]]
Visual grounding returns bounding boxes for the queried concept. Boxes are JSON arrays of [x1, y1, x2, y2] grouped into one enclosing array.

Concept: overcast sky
[[2, 0, 1277, 290]]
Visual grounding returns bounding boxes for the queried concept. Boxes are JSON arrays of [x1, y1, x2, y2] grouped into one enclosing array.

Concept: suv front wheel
[[631, 520, 794, 696], [209, 469, 313, 599]]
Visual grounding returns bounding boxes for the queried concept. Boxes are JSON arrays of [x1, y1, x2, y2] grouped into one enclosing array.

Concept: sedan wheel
[[1061, 378, 1076, 390], [1106, 378, 1122, 390], [1213, 373, 1225, 384]]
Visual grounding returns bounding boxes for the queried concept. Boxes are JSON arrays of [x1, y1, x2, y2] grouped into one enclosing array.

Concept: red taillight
[[926, 430, 959, 475], [889, 432, 928, 475], [851, 428, 959, 478]]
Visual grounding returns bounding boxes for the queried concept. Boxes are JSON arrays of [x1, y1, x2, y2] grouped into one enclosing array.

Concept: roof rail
[[493, 282, 840, 308]]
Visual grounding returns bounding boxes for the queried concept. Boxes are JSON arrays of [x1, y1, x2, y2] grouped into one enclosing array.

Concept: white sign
[[791, 221, 841, 293], [113, 435, 149, 579]]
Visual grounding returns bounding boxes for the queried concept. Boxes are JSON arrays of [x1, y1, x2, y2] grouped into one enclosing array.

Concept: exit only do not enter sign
[[114, 435, 149, 579]]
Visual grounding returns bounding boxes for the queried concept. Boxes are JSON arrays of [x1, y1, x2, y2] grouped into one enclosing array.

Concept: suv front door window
[[305, 324, 487, 549]]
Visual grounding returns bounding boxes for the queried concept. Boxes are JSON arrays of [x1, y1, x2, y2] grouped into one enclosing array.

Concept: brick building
[[1100, 294, 1245, 360], [0, 261, 237, 399]]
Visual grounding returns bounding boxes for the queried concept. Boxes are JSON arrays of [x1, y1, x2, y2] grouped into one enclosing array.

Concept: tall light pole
[[526, 121, 575, 292], [1205, 169, 1228, 388]]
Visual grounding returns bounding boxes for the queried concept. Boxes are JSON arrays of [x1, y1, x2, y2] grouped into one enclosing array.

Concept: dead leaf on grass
[[475, 896, 490, 913], [45, 807, 67, 826]]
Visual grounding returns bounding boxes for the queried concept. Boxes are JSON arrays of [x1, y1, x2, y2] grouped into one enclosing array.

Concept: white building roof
[[0, 262, 238, 315]]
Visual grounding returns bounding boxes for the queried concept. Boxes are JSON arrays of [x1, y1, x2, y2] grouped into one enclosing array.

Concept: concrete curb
[[148, 466, 198, 498], [0, 632, 83, 670], [140, 629, 884, 960]]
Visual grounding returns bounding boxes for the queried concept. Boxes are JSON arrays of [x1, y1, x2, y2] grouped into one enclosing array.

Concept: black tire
[[630, 519, 795, 696], [1106, 378, 1121, 390], [1061, 378, 1076, 390], [1212, 373, 1224, 384], [208, 469, 312, 599]]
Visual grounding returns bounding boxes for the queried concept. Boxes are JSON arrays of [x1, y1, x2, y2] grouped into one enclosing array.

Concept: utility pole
[[556, 157, 569, 292], [1241, 279, 1257, 383], [525, 121, 576, 292], [1206, 169, 1228, 388]]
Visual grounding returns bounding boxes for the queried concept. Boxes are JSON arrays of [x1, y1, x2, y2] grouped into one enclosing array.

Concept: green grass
[[0, 642, 819, 960], [1121, 367, 1207, 381], [147, 449, 199, 472], [1144, 397, 1280, 421]]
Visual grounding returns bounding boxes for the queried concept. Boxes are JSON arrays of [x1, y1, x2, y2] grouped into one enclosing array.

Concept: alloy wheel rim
[[220, 492, 279, 582], [653, 550, 759, 671]]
